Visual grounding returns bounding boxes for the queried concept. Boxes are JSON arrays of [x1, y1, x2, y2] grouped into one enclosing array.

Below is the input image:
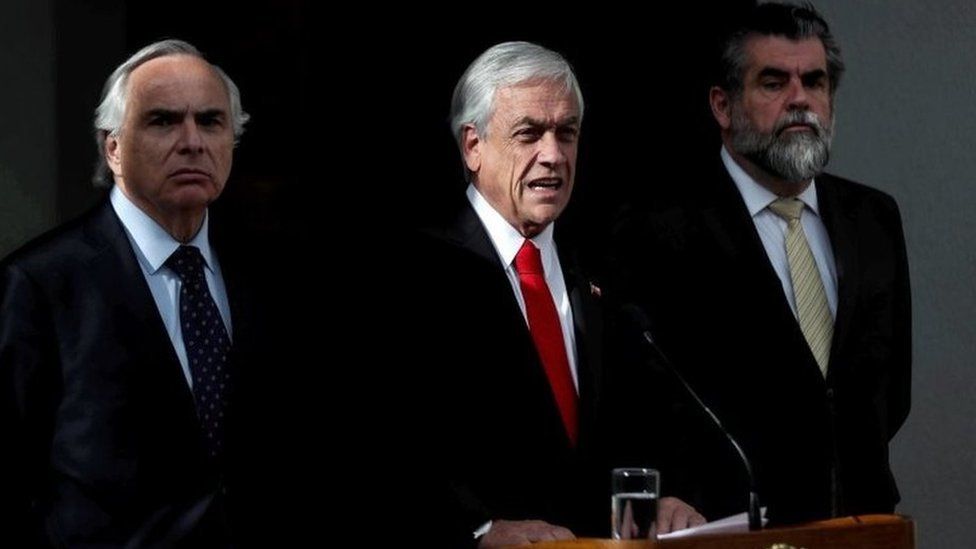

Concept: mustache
[[773, 110, 829, 137]]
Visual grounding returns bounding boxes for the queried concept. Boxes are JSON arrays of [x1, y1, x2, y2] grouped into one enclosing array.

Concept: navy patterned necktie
[[166, 245, 232, 460]]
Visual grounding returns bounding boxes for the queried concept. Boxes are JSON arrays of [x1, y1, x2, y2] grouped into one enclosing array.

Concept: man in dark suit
[[610, 2, 911, 525], [407, 41, 703, 547], [0, 39, 267, 547]]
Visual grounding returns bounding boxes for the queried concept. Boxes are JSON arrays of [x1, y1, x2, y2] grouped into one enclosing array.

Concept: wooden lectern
[[518, 515, 914, 549]]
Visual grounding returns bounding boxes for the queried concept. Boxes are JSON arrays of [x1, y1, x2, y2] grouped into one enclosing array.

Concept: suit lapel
[[440, 204, 535, 343], [557, 237, 602, 445], [446, 202, 508, 268], [82, 202, 199, 413], [702, 162, 799, 319], [208, 215, 252, 364]]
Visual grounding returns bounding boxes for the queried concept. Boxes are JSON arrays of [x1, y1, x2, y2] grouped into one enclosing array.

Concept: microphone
[[621, 303, 763, 531]]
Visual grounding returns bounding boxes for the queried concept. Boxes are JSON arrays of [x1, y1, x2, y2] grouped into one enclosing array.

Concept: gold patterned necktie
[[768, 197, 833, 376]]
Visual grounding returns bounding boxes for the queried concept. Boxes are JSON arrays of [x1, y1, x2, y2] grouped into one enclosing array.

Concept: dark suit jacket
[[609, 156, 911, 525], [0, 199, 274, 547], [404, 199, 608, 546]]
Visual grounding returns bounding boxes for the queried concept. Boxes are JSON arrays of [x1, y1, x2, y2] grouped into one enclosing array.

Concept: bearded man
[[608, 1, 911, 526]]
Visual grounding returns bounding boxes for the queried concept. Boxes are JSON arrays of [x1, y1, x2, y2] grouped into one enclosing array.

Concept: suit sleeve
[[388, 234, 490, 547], [883, 195, 911, 439], [0, 263, 59, 546]]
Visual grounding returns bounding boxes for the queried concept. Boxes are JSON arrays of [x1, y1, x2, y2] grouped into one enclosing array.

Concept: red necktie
[[514, 239, 578, 446]]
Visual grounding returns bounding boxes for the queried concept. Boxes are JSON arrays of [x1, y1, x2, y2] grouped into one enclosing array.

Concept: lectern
[[518, 514, 914, 549]]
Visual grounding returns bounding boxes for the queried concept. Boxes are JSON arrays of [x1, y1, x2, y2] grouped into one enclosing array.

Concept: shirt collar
[[721, 145, 821, 218], [110, 185, 215, 274], [466, 183, 557, 273]]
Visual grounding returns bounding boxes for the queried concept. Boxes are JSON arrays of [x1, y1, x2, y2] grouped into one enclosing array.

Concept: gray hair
[[719, 2, 845, 97], [449, 41, 583, 176], [92, 39, 250, 187]]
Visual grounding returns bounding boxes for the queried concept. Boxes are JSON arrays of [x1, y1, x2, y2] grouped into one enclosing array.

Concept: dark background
[[31, 1, 754, 253]]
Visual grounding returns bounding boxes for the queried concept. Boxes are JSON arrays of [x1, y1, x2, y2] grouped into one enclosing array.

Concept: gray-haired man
[[0, 39, 267, 546], [409, 41, 703, 547]]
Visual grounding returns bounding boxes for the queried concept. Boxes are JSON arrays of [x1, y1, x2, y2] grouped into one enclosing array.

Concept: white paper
[[658, 508, 768, 539]]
